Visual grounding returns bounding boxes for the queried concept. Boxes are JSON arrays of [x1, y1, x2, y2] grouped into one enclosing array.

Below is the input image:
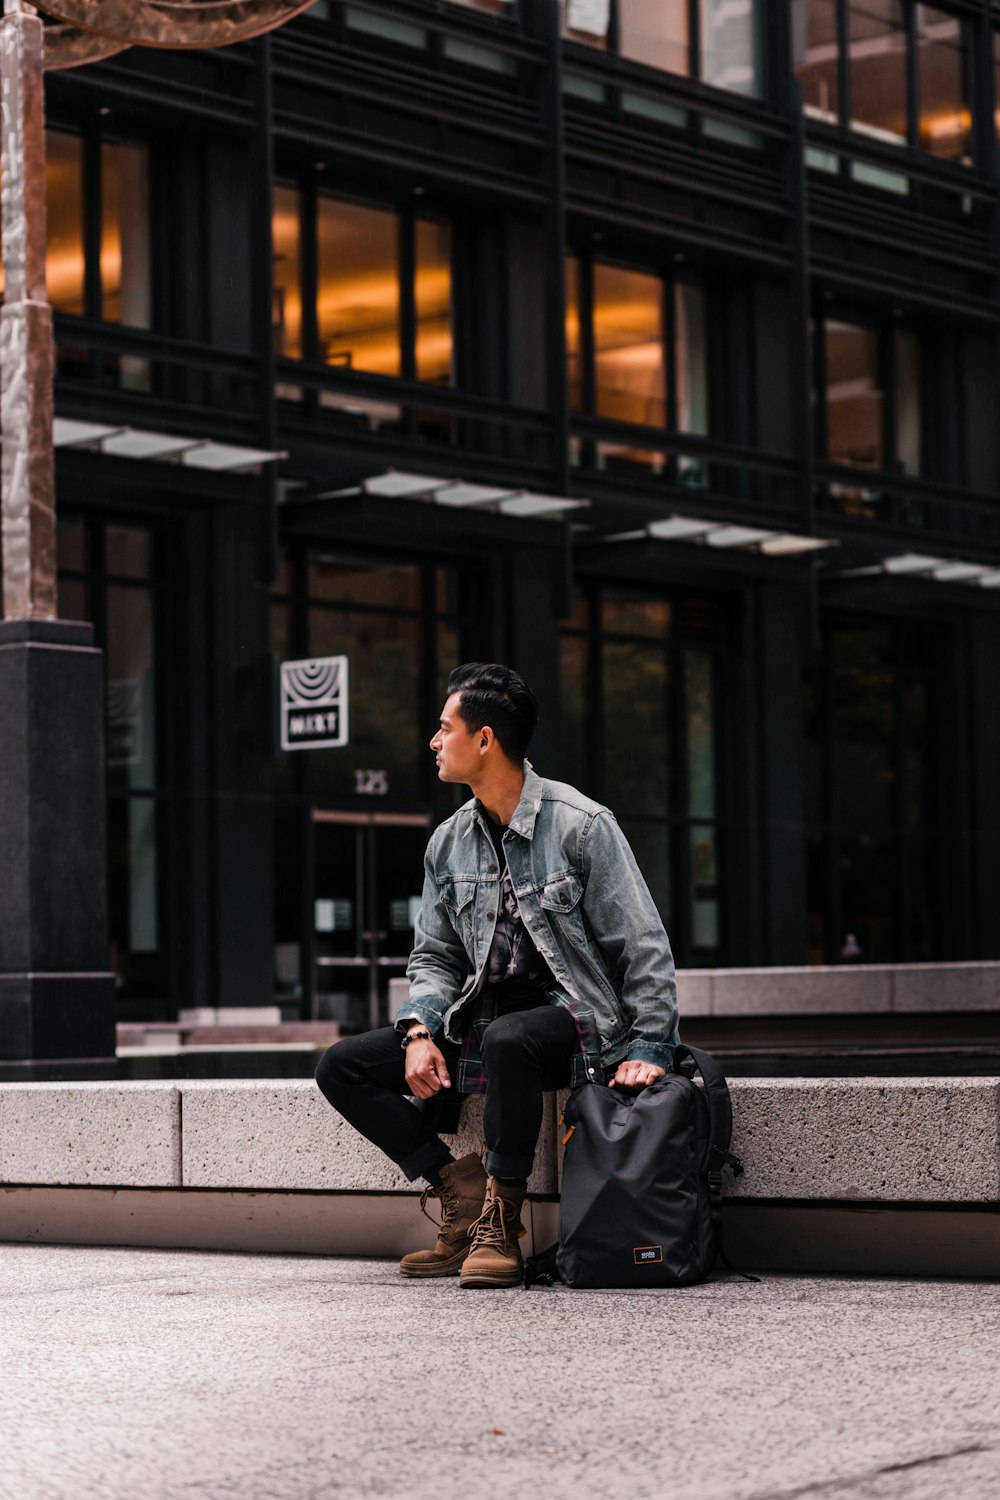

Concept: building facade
[[36, 0, 1000, 1027]]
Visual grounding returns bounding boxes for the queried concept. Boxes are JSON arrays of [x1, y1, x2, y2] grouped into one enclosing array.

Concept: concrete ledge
[[1, 1077, 998, 1275], [0, 1186, 557, 1260], [179, 1082, 557, 1196], [0, 1082, 180, 1187], [726, 1078, 1000, 1202], [676, 961, 1000, 1016]]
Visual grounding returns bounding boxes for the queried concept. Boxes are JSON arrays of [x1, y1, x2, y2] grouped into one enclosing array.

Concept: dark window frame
[[797, 0, 975, 165], [813, 305, 926, 477], [563, 0, 763, 98], [272, 177, 457, 389]]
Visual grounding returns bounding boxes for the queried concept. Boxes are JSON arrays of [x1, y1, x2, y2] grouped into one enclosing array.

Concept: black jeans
[[315, 1004, 578, 1182]]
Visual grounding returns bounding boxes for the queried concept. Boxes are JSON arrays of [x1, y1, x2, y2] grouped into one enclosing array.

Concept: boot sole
[[458, 1269, 524, 1288], [399, 1252, 469, 1278]]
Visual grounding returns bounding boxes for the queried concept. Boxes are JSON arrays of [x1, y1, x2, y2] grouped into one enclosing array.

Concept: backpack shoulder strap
[[673, 1044, 759, 1283], [672, 1043, 742, 1176]]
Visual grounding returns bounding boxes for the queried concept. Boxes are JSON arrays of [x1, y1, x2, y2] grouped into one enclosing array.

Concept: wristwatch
[[400, 1028, 432, 1051]]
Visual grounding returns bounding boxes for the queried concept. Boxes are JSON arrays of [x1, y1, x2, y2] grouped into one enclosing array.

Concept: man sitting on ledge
[[316, 662, 679, 1288]]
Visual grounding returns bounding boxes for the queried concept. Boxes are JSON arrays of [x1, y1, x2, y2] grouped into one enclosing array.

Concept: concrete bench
[[0, 1078, 997, 1277]]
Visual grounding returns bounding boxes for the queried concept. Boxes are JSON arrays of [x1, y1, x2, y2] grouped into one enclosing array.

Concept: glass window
[[566, 255, 584, 412], [106, 585, 157, 793], [449, 0, 511, 12], [791, 0, 840, 122], [848, 0, 907, 144], [602, 637, 671, 816], [414, 220, 453, 386], [562, 0, 610, 46], [675, 282, 707, 435], [317, 196, 400, 376], [916, 5, 969, 160], [619, 0, 690, 75], [101, 141, 150, 327], [592, 262, 666, 426], [894, 327, 920, 476], [700, 0, 760, 97], [273, 185, 303, 360], [45, 130, 86, 315], [824, 321, 883, 469], [995, 31, 1000, 146]]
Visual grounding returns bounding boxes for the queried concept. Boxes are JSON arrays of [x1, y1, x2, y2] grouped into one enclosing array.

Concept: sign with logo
[[280, 656, 349, 751]]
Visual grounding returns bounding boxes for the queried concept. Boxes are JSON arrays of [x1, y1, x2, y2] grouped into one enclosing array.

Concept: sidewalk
[[1, 1244, 997, 1500]]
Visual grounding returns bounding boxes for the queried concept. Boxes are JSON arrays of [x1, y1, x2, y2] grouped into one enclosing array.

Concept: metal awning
[[600, 513, 838, 557], [310, 470, 590, 522], [54, 417, 286, 473], [836, 551, 1000, 590]]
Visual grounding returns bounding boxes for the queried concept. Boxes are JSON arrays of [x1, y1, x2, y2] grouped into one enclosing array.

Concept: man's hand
[[609, 1060, 665, 1091], [404, 1034, 452, 1099]]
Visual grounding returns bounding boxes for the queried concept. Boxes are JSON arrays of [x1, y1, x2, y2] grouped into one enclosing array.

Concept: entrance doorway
[[310, 809, 430, 1031]]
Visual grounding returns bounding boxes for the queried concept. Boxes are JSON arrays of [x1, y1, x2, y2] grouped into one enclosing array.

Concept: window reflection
[[45, 130, 85, 315], [619, 0, 690, 75], [791, 0, 840, 122], [916, 5, 969, 160], [317, 196, 401, 376], [848, 0, 907, 144], [700, 0, 759, 97], [415, 219, 453, 385], [825, 321, 883, 469], [101, 141, 150, 327], [566, 255, 584, 411], [562, 0, 609, 47], [894, 327, 920, 476], [593, 262, 666, 426], [273, 184, 303, 359], [675, 283, 707, 435]]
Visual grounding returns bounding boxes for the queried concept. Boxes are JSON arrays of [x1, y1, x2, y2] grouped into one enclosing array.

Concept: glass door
[[311, 810, 430, 1031]]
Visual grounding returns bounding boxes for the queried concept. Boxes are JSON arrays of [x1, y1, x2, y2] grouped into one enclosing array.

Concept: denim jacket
[[397, 764, 679, 1090]]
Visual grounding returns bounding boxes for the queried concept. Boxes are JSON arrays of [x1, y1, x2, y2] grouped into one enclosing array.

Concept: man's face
[[430, 692, 484, 784]]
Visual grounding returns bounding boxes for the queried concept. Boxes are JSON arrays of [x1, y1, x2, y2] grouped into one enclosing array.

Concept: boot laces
[[418, 1182, 464, 1232], [468, 1190, 514, 1253]]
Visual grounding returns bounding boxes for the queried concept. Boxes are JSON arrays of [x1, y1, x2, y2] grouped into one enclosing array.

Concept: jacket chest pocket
[[438, 877, 477, 945], [538, 872, 585, 920]]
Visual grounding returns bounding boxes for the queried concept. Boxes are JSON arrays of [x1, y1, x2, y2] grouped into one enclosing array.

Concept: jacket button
[[486, 911, 495, 921], [488, 864, 497, 874], [559, 894, 568, 904]]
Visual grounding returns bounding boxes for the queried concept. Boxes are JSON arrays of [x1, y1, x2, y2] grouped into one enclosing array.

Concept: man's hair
[[447, 662, 538, 765]]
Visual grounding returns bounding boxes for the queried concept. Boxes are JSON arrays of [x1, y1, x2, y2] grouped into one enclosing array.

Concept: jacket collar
[[464, 761, 544, 842]]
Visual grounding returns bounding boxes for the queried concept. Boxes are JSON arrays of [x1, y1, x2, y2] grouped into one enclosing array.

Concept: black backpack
[[525, 1044, 746, 1289]]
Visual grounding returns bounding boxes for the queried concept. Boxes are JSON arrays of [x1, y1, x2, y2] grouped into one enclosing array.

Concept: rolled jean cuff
[[484, 1148, 533, 1181], [398, 1137, 454, 1184]]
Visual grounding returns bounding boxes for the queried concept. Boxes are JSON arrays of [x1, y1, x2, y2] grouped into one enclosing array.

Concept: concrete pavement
[[1, 1243, 998, 1500]]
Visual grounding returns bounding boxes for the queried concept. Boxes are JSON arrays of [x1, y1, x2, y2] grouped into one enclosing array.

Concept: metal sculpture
[[1, 0, 312, 618]]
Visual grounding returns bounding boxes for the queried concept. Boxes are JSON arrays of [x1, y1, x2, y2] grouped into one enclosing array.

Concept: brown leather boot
[[458, 1177, 527, 1288], [399, 1153, 488, 1278]]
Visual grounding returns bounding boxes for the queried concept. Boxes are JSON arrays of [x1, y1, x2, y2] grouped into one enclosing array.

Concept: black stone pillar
[[0, 619, 115, 1059]]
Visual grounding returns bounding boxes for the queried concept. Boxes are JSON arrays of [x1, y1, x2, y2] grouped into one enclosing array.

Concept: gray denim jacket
[[397, 765, 679, 1086]]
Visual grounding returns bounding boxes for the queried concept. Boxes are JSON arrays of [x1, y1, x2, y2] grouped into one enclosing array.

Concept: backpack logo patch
[[633, 1245, 663, 1264]]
